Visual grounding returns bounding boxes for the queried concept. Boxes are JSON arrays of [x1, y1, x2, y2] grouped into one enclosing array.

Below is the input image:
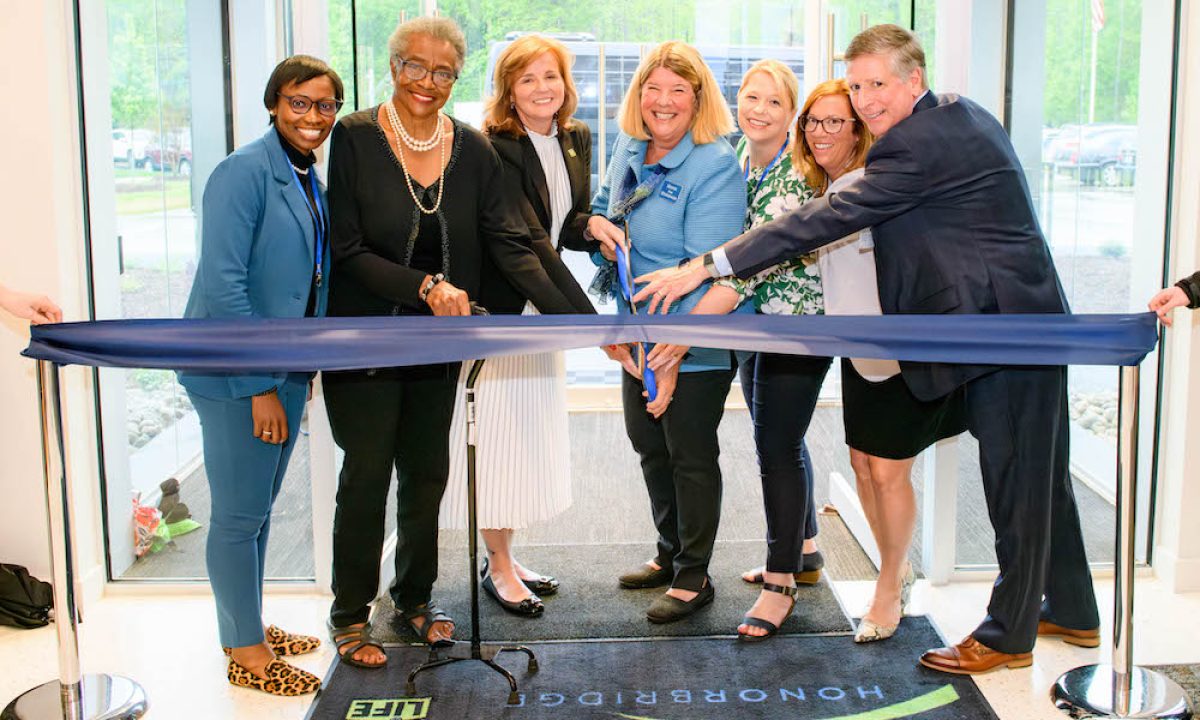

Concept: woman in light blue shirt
[[586, 41, 747, 624]]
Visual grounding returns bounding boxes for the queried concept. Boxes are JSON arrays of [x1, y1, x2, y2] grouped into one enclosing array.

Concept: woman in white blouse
[[439, 34, 595, 616]]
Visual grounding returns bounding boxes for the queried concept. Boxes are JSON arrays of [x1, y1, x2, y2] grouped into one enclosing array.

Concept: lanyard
[[742, 135, 789, 210], [287, 164, 326, 287]]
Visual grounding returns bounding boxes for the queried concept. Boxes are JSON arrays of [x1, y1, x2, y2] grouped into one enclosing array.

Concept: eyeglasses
[[394, 58, 459, 88], [277, 93, 343, 117], [800, 115, 856, 134]]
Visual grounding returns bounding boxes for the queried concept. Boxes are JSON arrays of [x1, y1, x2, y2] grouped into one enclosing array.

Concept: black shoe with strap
[[396, 603, 455, 649], [326, 619, 387, 669], [737, 582, 798, 642], [645, 581, 716, 624]]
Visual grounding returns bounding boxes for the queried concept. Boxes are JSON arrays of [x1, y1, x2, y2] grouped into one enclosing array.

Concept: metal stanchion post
[[2, 361, 147, 720], [406, 359, 537, 705], [1051, 365, 1192, 719]]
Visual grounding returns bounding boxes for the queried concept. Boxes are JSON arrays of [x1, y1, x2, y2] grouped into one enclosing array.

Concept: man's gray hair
[[388, 16, 467, 71], [845, 23, 927, 87]]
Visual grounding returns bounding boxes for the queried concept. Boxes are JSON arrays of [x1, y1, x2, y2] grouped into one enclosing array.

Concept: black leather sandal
[[326, 620, 387, 669], [737, 582, 798, 642], [398, 603, 455, 648]]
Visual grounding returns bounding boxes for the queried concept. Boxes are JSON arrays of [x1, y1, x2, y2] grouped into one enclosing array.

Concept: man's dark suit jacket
[[482, 124, 596, 315], [724, 92, 1068, 401]]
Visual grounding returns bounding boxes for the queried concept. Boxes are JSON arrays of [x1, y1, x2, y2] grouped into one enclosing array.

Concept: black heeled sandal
[[737, 582, 798, 642]]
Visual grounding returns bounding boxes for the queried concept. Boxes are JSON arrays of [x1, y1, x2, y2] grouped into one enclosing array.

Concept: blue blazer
[[178, 127, 331, 400], [725, 92, 1067, 400]]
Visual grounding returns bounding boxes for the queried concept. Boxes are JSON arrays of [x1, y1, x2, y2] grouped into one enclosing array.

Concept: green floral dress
[[716, 137, 824, 316]]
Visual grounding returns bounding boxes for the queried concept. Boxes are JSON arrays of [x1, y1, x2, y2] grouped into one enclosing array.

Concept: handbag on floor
[[0, 563, 53, 629]]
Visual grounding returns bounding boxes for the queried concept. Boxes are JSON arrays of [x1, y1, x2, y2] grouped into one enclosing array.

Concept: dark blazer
[[482, 124, 596, 315], [725, 92, 1068, 400], [325, 110, 576, 323], [1176, 270, 1200, 308], [179, 127, 330, 399]]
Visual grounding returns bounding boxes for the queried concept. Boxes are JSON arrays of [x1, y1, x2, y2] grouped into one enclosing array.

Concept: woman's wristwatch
[[419, 273, 446, 304]]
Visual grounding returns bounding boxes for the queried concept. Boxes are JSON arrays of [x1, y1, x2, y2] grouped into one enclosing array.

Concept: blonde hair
[[794, 79, 874, 196], [617, 41, 733, 145], [845, 23, 927, 88], [387, 16, 467, 72], [483, 35, 579, 138], [737, 59, 800, 116]]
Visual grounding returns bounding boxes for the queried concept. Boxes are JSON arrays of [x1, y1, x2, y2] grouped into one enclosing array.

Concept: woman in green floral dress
[[648, 61, 832, 640]]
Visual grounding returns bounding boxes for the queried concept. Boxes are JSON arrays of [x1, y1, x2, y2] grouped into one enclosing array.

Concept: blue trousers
[[188, 373, 309, 649], [739, 352, 832, 572]]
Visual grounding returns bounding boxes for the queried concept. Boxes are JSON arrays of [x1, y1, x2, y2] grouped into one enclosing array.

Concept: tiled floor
[[2, 577, 1196, 719]]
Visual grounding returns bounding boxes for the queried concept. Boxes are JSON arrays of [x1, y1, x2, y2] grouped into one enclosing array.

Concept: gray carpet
[[369, 539, 852, 644], [1149, 665, 1200, 710], [308, 615, 998, 720]]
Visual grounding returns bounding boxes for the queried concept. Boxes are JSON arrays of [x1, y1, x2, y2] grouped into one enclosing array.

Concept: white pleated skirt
[[439, 350, 573, 530]]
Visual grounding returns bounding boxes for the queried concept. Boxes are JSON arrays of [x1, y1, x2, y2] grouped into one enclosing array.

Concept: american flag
[[1092, 0, 1106, 33]]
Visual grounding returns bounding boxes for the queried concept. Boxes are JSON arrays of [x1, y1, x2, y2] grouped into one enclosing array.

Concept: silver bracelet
[[419, 272, 446, 304]]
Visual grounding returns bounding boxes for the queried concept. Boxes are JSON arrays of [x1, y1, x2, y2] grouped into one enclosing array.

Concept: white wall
[[1153, 0, 1200, 593], [0, 1, 105, 596]]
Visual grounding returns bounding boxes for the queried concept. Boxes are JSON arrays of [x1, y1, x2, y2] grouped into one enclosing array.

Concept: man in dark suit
[[634, 23, 1101, 674]]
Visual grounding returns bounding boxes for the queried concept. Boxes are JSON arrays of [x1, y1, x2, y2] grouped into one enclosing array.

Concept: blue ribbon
[[23, 313, 1157, 372]]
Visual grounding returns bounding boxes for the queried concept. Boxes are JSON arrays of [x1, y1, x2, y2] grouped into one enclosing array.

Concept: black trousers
[[623, 366, 736, 592], [963, 366, 1100, 654], [739, 352, 832, 572], [323, 364, 460, 626]]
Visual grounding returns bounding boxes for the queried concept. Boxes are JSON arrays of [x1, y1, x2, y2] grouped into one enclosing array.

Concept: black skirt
[[840, 358, 967, 460]]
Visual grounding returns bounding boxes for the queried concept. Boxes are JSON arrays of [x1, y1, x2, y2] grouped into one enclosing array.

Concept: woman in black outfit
[[435, 33, 596, 618], [322, 16, 575, 668]]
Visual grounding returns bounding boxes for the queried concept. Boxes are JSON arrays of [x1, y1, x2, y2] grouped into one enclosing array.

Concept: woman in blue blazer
[[177, 55, 342, 697]]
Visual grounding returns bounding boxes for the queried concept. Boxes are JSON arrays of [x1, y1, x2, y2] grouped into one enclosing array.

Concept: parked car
[[1048, 123, 1135, 187], [112, 128, 152, 167], [139, 130, 192, 175]]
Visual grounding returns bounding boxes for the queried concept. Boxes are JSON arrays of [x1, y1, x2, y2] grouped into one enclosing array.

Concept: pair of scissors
[[614, 220, 657, 402]]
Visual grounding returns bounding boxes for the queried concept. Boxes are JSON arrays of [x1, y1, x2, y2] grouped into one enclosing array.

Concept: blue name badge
[[659, 181, 682, 202]]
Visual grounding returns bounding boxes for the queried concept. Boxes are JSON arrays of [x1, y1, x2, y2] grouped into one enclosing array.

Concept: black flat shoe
[[646, 582, 715, 624], [482, 575, 544, 616], [619, 562, 672, 589], [482, 558, 559, 596], [521, 574, 559, 596]]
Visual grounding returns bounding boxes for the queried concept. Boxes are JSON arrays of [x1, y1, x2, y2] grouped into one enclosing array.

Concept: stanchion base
[[2, 674, 147, 720], [1052, 664, 1193, 719]]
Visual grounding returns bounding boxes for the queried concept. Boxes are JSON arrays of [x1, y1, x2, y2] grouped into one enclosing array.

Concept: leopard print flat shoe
[[227, 657, 321, 696], [223, 625, 321, 657], [263, 625, 321, 656]]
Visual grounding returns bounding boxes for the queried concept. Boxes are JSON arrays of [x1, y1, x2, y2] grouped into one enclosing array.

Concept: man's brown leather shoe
[[1037, 620, 1101, 648], [919, 635, 1033, 675]]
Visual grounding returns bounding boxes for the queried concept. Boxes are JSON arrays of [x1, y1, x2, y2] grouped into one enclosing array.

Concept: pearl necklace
[[385, 100, 443, 151], [384, 103, 446, 215]]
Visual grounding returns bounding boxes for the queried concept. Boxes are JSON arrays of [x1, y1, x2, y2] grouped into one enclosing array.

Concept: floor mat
[[369, 541, 851, 643], [309, 615, 995, 720]]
